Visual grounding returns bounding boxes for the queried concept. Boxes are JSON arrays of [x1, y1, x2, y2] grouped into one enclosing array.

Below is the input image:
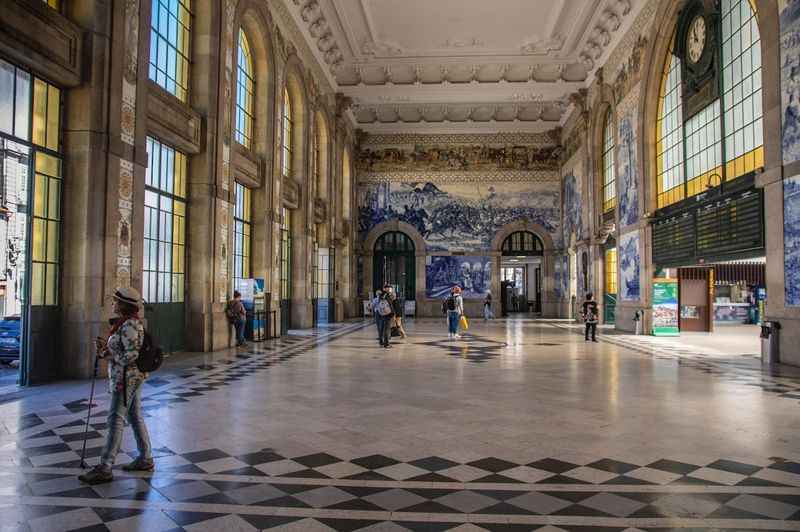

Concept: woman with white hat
[[79, 287, 153, 485]]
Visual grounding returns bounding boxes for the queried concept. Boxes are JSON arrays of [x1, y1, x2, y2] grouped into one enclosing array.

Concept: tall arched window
[[149, 0, 191, 102], [281, 88, 292, 178], [602, 111, 616, 213], [656, 0, 763, 209], [235, 30, 255, 148]]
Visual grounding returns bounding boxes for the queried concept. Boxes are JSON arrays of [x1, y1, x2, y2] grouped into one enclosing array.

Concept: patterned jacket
[[106, 317, 146, 397]]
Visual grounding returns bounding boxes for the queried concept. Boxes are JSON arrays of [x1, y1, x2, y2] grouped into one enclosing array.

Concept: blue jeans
[[447, 310, 460, 335], [377, 315, 391, 346], [100, 381, 152, 468], [234, 318, 246, 345]]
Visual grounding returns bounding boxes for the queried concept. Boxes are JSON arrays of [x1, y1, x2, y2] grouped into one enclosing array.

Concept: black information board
[[652, 187, 764, 268]]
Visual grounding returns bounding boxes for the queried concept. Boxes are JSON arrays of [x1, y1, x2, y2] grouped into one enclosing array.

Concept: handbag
[[390, 326, 401, 337], [459, 315, 469, 331]]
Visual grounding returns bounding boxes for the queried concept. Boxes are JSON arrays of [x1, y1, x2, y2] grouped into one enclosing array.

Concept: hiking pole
[[80, 355, 100, 469]]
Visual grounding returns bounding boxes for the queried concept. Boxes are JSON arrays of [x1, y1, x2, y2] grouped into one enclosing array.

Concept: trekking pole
[[80, 355, 100, 469]]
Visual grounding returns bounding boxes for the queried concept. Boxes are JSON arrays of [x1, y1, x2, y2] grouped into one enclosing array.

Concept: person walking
[[582, 292, 599, 342], [446, 286, 465, 339], [483, 291, 494, 321], [375, 284, 395, 348], [79, 287, 153, 485], [389, 291, 407, 339], [225, 291, 247, 346]]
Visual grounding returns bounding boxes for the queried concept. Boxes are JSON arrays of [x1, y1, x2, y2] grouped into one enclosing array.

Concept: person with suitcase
[[446, 286, 464, 340], [375, 285, 395, 348], [79, 287, 154, 485]]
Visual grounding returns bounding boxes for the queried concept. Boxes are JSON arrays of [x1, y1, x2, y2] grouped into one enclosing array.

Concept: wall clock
[[675, 0, 720, 120]]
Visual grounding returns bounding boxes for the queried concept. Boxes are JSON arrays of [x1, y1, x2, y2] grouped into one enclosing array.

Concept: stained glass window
[[656, 0, 762, 209], [235, 30, 255, 148], [149, 0, 191, 102], [144, 137, 187, 303], [602, 111, 616, 213]]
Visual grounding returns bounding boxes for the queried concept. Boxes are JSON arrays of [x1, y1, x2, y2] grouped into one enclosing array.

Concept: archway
[[500, 231, 545, 314], [373, 231, 416, 301]]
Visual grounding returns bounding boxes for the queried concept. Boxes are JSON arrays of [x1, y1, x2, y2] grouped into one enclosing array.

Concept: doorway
[[500, 231, 544, 315], [314, 245, 335, 325], [372, 231, 415, 301]]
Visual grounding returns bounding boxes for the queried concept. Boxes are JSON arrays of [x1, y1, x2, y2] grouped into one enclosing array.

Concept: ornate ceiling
[[282, 0, 645, 133]]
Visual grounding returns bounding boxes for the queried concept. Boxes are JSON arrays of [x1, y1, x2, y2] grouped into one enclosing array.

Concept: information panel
[[652, 278, 679, 336]]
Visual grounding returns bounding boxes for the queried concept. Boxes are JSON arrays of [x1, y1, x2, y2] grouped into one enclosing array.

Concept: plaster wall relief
[[616, 85, 641, 229], [217, 202, 230, 304], [785, 175, 800, 306], [116, 0, 140, 289], [116, 160, 135, 288], [602, 0, 659, 80], [780, 1, 800, 165], [619, 230, 641, 301]]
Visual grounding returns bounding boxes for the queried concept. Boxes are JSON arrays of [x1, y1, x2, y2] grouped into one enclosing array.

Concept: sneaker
[[592, 339, 598, 342], [78, 465, 113, 485], [122, 457, 155, 472], [454, 334, 462, 339]]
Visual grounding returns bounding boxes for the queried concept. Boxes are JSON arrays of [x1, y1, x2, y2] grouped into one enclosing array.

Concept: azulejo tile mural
[[426, 256, 491, 299], [617, 112, 640, 227], [562, 254, 570, 297], [785, 175, 800, 305], [781, 0, 800, 165], [619, 230, 641, 301], [563, 171, 583, 244], [358, 181, 560, 251]]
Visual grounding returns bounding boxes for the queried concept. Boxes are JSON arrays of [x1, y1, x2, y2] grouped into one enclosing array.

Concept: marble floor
[[1, 318, 799, 531]]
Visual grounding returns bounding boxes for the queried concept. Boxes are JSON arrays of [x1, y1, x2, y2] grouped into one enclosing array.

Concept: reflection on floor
[[1, 318, 799, 531]]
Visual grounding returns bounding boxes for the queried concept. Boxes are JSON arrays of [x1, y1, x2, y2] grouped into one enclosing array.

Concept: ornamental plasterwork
[[358, 170, 560, 184], [603, 0, 659, 78], [361, 131, 560, 148], [269, 0, 335, 94], [578, 0, 633, 70], [357, 144, 562, 173]]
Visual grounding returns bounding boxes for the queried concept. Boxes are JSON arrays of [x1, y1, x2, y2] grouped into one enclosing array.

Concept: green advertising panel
[[652, 278, 679, 336]]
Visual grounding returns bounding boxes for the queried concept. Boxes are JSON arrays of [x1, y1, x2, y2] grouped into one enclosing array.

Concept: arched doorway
[[373, 232, 415, 300], [500, 231, 544, 315]]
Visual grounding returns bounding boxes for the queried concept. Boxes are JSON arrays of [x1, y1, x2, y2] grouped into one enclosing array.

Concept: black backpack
[[136, 331, 164, 372], [446, 296, 456, 311]]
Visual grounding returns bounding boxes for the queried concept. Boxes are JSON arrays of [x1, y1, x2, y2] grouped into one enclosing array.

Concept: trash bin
[[760, 321, 781, 364]]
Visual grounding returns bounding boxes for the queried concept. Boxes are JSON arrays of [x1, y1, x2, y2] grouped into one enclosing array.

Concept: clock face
[[686, 15, 707, 64]]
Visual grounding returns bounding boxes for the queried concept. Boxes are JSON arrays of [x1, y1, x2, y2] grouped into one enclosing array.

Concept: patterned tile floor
[[0, 318, 799, 531]]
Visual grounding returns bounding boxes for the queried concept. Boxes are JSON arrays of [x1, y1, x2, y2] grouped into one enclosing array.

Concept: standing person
[[79, 287, 153, 484], [370, 289, 382, 340], [446, 286, 465, 339], [225, 291, 247, 346], [389, 291, 407, 339], [375, 284, 395, 348], [483, 291, 494, 321], [582, 292, 599, 342]]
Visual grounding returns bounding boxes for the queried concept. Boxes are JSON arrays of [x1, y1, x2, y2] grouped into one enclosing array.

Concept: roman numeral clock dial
[[687, 15, 707, 64]]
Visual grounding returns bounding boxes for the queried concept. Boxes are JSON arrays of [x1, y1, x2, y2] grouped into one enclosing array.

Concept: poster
[[652, 278, 679, 336]]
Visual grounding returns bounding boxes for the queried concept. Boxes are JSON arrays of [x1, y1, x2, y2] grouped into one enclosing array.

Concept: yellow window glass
[[605, 248, 617, 295], [31, 152, 62, 306]]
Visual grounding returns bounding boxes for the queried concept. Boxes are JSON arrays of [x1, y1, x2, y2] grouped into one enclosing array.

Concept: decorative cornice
[[361, 131, 561, 147], [290, 0, 344, 71], [358, 170, 560, 184]]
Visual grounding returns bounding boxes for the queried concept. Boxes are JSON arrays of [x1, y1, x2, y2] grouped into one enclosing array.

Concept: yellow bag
[[459, 315, 469, 331]]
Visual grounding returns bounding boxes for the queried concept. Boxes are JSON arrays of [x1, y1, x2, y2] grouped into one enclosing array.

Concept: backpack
[[377, 298, 393, 316], [225, 300, 239, 322], [136, 331, 164, 372], [446, 296, 456, 311]]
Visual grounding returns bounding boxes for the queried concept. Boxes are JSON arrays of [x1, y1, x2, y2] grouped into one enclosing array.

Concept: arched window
[[501, 231, 544, 256], [374, 232, 415, 252], [149, 0, 191, 102], [602, 111, 616, 213], [235, 30, 255, 148], [342, 148, 351, 220], [281, 88, 292, 177], [233, 182, 252, 287], [656, 0, 763, 209]]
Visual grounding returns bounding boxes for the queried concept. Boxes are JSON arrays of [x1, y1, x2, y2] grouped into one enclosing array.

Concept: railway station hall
[[2, 0, 800, 530]]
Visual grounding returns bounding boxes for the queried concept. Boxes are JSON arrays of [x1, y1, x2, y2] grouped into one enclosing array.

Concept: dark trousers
[[585, 322, 597, 341], [377, 315, 391, 346], [234, 318, 246, 345]]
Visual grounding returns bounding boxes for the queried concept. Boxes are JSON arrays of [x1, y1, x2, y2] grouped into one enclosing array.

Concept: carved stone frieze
[[358, 170, 560, 184], [282, 178, 301, 209], [313, 197, 327, 224], [357, 144, 562, 173], [612, 34, 649, 105]]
